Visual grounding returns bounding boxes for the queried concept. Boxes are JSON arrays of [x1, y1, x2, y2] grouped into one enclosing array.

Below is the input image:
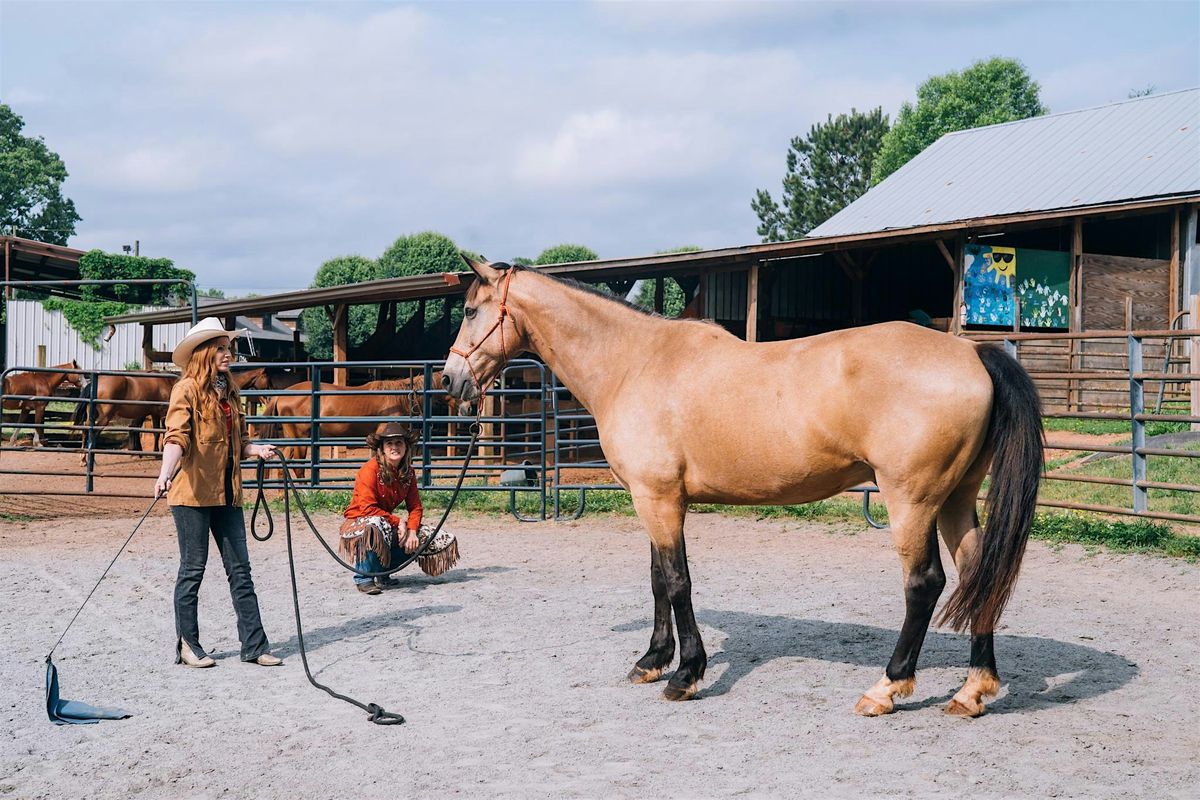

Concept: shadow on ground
[[616, 610, 1138, 714]]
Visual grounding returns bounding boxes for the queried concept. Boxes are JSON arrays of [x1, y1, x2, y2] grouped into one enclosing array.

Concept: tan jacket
[[164, 377, 247, 507]]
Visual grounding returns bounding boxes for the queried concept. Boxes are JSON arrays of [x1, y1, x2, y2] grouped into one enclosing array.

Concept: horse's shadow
[[616, 610, 1138, 714]]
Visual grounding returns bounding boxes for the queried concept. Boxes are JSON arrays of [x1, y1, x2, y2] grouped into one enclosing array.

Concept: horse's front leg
[[631, 492, 706, 701], [627, 544, 674, 684]]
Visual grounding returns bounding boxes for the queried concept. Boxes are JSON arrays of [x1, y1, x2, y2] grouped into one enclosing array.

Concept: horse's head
[[442, 255, 527, 408], [61, 360, 84, 390]]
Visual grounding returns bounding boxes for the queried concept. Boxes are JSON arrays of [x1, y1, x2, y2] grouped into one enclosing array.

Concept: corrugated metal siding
[[5, 301, 189, 371], [810, 89, 1200, 238]]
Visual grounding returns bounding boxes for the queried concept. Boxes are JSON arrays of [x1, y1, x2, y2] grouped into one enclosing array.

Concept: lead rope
[[250, 422, 483, 725], [46, 465, 180, 666]]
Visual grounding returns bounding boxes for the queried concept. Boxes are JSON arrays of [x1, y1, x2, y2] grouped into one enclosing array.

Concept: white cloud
[[514, 108, 728, 188]]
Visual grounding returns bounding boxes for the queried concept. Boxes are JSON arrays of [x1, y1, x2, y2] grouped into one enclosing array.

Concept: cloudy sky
[[2, 1, 1197, 295]]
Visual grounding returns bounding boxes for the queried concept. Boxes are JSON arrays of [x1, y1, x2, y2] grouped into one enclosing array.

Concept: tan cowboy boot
[[178, 639, 215, 668]]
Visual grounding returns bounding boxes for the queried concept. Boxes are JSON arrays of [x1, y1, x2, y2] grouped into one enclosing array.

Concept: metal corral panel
[[810, 88, 1200, 238], [5, 301, 189, 371]]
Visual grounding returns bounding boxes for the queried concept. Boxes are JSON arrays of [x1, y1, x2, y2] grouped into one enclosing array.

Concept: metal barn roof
[[808, 88, 1200, 238]]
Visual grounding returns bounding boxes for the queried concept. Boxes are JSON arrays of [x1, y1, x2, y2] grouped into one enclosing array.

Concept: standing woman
[[154, 318, 282, 669]]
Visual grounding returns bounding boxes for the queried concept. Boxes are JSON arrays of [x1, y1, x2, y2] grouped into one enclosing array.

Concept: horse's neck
[[514, 273, 657, 415]]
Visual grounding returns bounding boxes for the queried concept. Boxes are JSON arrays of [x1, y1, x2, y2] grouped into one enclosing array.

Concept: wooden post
[[1191, 294, 1200, 430], [1170, 208, 1181, 322], [950, 237, 965, 334], [654, 277, 664, 314], [1069, 218, 1084, 410], [746, 263, 760, 342], [330, 304, 349, 462], [142, 323, 154, 370], [1125, 296, 1134, 331], [332, 304, 348, 386]]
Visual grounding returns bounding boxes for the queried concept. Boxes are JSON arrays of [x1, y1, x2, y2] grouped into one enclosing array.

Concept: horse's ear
[[459, 252, 501, 285]]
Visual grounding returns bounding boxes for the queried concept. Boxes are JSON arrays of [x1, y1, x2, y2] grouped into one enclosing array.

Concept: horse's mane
[[513, 263, 718, 327]]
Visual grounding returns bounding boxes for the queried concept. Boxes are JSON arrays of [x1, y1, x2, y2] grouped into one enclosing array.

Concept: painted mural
[[963, 244, 1069, 328]]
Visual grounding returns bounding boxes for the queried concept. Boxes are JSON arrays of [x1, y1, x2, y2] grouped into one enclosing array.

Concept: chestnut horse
[[259, 378, 430, 476], [74, 372, 177, 459], [442, 257, 1043, 717], [2, 361, 83, 447]]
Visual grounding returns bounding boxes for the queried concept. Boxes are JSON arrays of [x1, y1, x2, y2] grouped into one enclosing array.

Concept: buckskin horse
[[2, 361, 83, 447], [74, 371, 178, 460], [442, 257, 1043, 717]]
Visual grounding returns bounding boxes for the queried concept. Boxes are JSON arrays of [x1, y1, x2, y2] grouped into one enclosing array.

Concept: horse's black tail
[[939, 344, 1044, 633]]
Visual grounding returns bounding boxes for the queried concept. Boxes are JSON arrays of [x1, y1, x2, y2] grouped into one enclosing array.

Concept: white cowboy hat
[[172, 317, 241, 368]]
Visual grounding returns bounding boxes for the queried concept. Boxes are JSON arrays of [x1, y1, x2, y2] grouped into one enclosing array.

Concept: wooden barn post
[[332, 304, 348, 386], [1191, 294, 1200, 430], [142, 323, 154, 369], [746, 263, 760, 342], [1070, 217, 1084, 410]]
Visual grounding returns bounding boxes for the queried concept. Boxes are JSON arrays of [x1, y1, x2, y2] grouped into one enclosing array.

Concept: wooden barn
[[109, 90, 1198, 411]]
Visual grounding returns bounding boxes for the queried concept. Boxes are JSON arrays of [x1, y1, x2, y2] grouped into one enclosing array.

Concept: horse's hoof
[[662, 681, 699, 701], [854, 695, 894, 717], [627, 665, 665, 684], [945, 697, 986, 718]]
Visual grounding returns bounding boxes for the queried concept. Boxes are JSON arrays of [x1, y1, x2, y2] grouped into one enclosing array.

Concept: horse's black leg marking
[[885, 525, 946, 683], [630, 545, 675, 681], [660, 539, 706, 700], [968, 631, 997, 677]]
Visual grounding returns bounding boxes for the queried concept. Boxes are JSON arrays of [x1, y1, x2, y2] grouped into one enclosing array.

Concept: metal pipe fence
[[6, 333, 1200, 525]]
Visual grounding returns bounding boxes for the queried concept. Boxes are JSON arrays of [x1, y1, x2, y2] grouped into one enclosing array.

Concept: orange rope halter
[[448, 266, 516, 402]]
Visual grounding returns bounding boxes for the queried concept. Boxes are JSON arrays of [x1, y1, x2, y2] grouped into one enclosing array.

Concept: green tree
[[634, 247, 699, 317], [871, 57, 1046, 185], [534, 244, 598, 265], [0, 104, 81, 244], [753, 107, 889, 242], [300, 255, 378, 359], [379, 231, 477, 330]]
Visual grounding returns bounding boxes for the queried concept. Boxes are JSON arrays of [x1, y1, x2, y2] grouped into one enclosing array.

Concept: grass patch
[[1043, 416, 1190, 437], [1031, 512, 1200, 559], [0, 512, 34, 522]]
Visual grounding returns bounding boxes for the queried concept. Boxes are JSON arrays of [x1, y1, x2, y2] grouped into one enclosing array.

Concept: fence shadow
[[615, 609, 1138, 714]]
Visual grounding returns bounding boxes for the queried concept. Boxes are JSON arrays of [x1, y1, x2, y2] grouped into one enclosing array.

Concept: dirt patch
[[1, 510, 1195, 798]]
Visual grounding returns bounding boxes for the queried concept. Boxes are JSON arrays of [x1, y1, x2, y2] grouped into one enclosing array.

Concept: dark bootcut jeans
[[171, 504, 270, 662]]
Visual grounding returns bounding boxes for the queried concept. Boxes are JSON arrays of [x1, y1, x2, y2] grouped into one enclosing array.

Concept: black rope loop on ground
[[248, 425, 481, 725]]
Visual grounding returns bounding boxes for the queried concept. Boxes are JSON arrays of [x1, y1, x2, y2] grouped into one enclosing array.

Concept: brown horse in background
[[233, 366, 304, 418], [443, 257, 1043, 718], [2, 361, 83, 447], [259, 378, 420, 477], [74, 372, 177, 459]]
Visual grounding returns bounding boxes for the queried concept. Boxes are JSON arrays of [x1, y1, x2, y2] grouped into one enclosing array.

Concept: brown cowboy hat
[[366, 422, 419, 451]]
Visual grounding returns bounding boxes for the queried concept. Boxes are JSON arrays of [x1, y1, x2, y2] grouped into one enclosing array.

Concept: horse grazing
[[442, 257, 1043, 717], [74, 372, 178, 459], [2, 361, 83, 447]]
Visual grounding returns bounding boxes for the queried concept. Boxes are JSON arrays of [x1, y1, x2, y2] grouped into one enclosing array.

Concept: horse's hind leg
[[627, 544, 675, 685], [630, 492, 706, 701], [937, 467, 1001, 718], [856, 499, 945, 716]]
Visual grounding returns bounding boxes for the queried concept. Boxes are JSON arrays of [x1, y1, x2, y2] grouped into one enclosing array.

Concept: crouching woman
[[340, 422, 458, 594]]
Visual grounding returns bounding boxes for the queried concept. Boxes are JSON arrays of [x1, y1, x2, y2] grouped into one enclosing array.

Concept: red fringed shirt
[[344, 457, 423, 532]]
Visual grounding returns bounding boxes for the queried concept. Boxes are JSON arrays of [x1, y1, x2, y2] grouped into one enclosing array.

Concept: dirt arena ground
[[1, 508, 1197, 799]]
